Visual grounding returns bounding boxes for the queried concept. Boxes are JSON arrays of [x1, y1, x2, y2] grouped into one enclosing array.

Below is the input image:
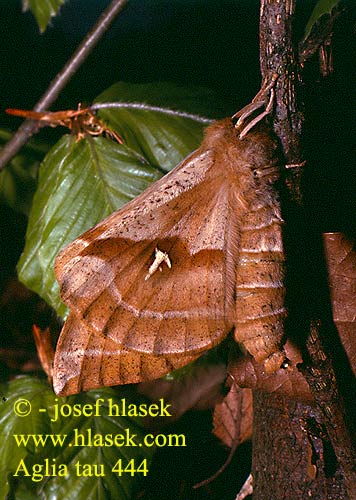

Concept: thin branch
[[0, 0, 128, 171], [91, 102, 213, 123]]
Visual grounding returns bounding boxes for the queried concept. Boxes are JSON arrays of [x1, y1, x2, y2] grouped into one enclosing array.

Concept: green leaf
[[0, 129, 49, 215], [0, 473, 10, 499], [0, 377, 54, 473], [304, 0, 341, 40], [0, 376, 154, 500], [18, 135, 162, 316], [22, 0, 66, 32], [95, 81, 223, 172]]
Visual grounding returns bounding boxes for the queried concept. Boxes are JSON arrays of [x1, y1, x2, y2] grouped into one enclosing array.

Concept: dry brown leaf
[[6, 106, 123, 143], [32, 325, 54, 382], [213, 384, 253, 448], [323, 232, 356, 375]]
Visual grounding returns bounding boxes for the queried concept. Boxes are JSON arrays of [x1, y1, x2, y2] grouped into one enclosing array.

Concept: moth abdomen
[[234, 197, 286, 373]]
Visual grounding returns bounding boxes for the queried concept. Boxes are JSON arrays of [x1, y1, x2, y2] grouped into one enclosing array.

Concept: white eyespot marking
[[144, 247, 172, 281]]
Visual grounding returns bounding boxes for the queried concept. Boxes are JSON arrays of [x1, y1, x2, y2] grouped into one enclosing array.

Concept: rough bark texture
[[252, 1, 356, 499], [260, 0, 303, 164], [253, 391, 348, 500]]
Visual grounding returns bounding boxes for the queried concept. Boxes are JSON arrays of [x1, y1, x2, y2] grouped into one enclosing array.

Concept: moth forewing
[[53, 141, 240, 394]]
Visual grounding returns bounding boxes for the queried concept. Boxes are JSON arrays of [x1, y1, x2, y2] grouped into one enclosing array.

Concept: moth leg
[[232, 73, 278, 138], [232, 73, 277, 123], [238, 85, 275, 139], [250, 73, 278, 105]]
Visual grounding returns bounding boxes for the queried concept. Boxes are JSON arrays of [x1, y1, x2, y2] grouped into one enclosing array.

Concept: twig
[[91, 102, 213, 123], [0, 0, 128, 171], [193, 439, 238, 490]]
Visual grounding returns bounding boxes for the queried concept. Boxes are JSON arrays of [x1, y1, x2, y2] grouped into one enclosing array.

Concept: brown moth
[[53, 77, 287, 396]]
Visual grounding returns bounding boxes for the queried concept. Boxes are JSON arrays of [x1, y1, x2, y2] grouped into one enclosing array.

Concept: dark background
[[1, 1, 355, 499], [1, 0, 316, 120]]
